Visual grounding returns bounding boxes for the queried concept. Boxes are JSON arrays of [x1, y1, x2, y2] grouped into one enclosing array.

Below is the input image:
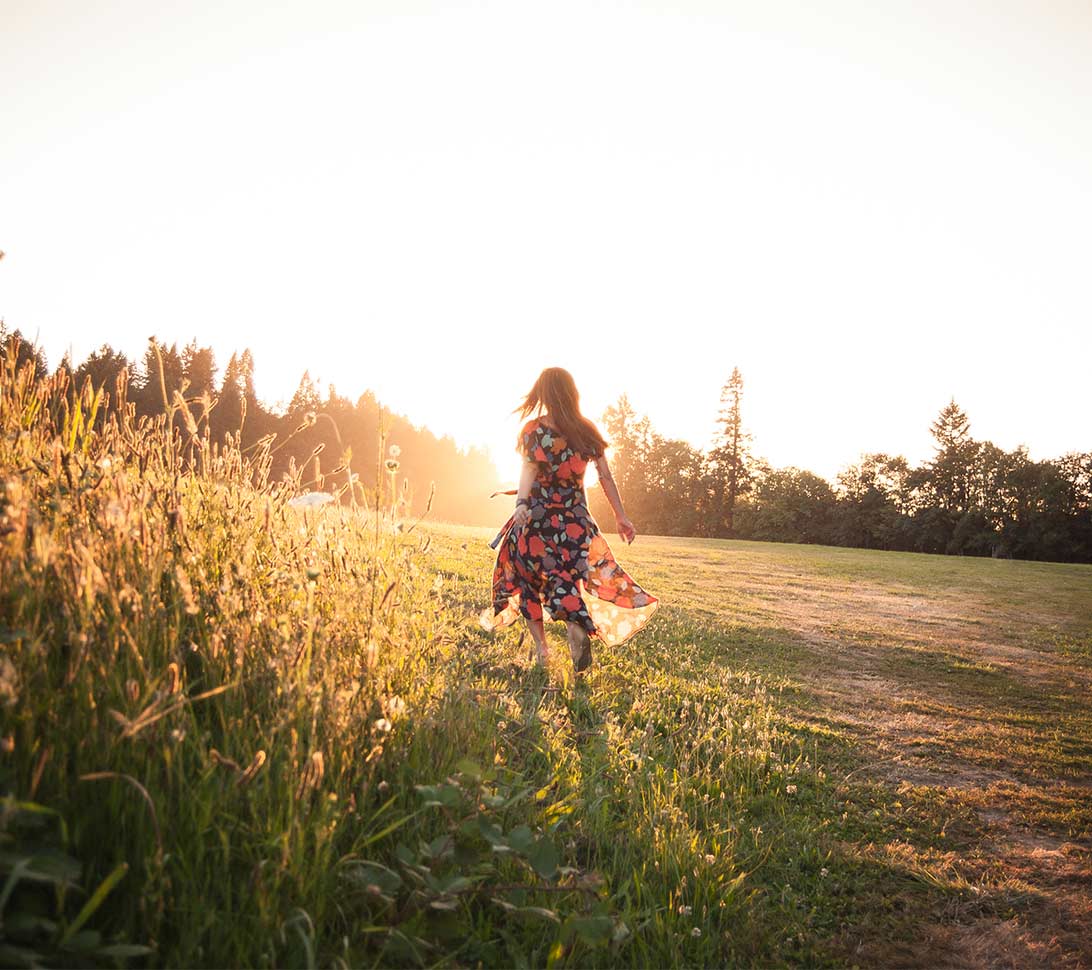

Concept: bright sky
[[3, 0, 1091, 486]]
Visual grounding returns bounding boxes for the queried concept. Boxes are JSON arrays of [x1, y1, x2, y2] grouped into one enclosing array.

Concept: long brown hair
[[516, 367, 607, 458]]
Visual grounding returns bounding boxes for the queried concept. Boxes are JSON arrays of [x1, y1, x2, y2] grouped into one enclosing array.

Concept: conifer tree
[[711, 367, 749, 535]]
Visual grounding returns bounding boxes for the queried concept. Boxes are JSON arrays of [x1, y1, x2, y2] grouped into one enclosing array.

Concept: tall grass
[[2, 348, 842, 967]]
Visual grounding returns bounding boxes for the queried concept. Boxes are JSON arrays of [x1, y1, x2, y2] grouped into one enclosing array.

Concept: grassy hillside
[[2, 359, 1090, 967]]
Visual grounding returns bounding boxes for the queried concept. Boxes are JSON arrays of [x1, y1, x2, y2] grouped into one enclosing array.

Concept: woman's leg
[[566, 620, 592, 673], [525, 616, 549, 665]]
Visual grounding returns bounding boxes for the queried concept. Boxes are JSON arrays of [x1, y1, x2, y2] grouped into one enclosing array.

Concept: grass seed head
[[237, 750, 267, 787]]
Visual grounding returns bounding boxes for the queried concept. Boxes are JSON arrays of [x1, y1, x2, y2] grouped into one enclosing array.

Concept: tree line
[[0, 325, 501, 526], [588, 368, 1092, 564], [5, 326, 1089, 561]]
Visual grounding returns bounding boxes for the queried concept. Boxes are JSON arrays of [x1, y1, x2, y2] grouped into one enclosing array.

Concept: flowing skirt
[[481, 507, 658, 648]]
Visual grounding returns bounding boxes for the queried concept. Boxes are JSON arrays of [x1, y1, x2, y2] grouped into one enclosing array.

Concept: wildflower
[[170, 728, 186, 743], [785, 784, 798, 795], [386, 695, 406, 719], [388, 444, 401, 457], [377, 780, 390, 794], [820, 867, 829, 878], [705, 854, 716, 865], [374, 718, 392, 734], [288, 492, 335, 509], [103, 500, 126, 529], [497, 720, 507, 730], [678, 905, 692, 916], [691, 927, 702, 938]]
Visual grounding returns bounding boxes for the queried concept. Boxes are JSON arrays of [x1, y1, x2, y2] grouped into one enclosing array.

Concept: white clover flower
[[691, 927, 702, 938], [820, 867, 829, 878], [785, 784, 798, 795], [678, 905, 692, 916]]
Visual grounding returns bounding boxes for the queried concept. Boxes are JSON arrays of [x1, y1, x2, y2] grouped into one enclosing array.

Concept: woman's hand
[[513, 504, 531, 528], [616, 514, 636, 544]]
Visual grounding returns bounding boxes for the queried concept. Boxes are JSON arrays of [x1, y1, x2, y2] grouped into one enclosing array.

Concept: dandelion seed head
[[388, 444, 401, 457]]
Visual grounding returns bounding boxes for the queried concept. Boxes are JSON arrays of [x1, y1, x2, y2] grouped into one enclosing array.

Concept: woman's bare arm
[[512, 460, 537, 527], [595, 455, 636, 543]]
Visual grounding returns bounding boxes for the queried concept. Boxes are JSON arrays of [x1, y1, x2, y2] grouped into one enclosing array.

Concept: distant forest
[[0, 326, 501, 526], [4, 328, 1090, 563], [587, 369, 1092, 564]]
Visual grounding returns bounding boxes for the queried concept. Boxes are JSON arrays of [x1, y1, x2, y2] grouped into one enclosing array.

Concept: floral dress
[[481, 418, 658, 648]]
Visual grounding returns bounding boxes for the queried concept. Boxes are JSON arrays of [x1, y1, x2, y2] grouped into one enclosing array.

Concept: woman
[[481, 368, 658, 671]]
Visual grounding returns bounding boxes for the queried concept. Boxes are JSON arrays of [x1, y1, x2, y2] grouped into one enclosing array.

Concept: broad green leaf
[[454, 759, 482, 780], [566, 915, 613, 946], [343, 861, 402, 894], [528, 838, 559, 879], [506, 825, 534, 854]]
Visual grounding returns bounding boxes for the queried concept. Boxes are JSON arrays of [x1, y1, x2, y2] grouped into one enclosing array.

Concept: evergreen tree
[[136, 339, 184, 413], [181, 342, 217, 399], [710, 367, 749, 536], [0, 322, 48, 380], [927, 398, 976, 514], [72, 344, 131, 414]]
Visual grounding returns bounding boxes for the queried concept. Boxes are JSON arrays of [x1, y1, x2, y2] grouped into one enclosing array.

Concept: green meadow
[[2, 361, 1090, 968]]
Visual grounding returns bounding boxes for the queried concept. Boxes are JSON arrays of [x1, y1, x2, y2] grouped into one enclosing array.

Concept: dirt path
[[747, 576, 1092, 968]]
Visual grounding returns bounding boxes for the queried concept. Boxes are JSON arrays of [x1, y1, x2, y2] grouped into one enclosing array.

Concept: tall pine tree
[[711, 367, 749, 536]]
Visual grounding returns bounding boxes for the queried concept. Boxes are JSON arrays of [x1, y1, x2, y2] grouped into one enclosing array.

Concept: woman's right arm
[[512, 460, 537, 528], [595, 455, 637, 544]]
